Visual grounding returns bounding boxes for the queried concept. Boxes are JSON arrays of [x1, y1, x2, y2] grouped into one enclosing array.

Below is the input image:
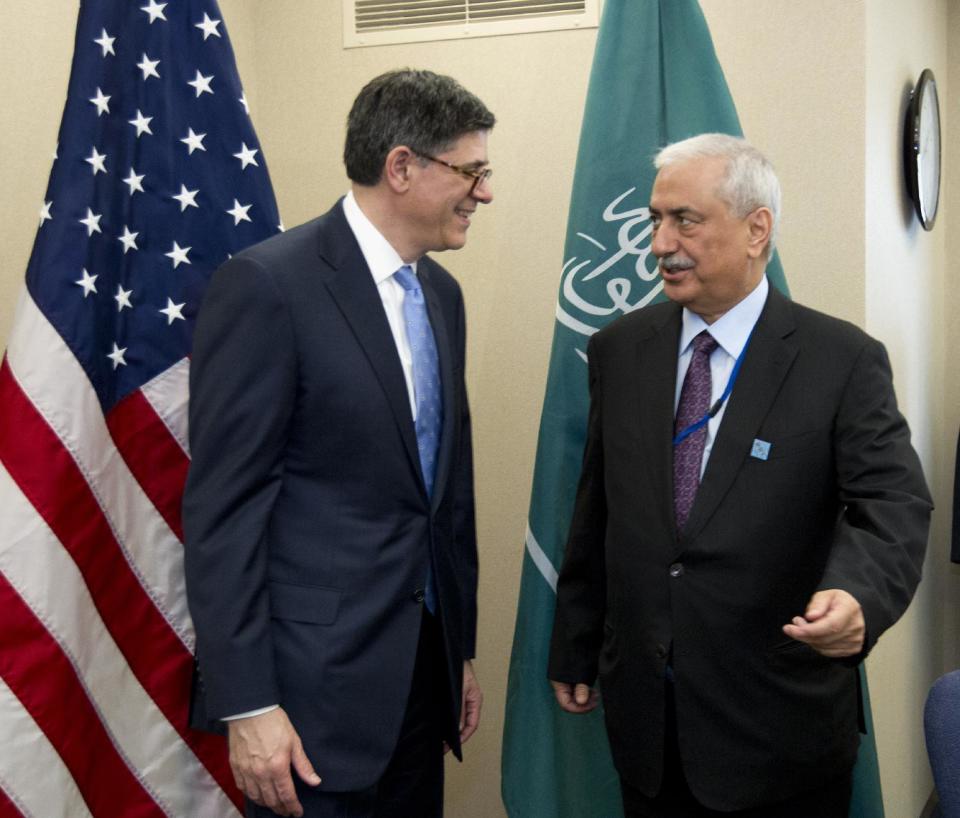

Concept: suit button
[[669, 563, 684, 578], [656, 644, 668, 659], [412, 589, 425, 603]]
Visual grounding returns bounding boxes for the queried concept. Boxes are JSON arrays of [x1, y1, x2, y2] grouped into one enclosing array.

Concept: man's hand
[[227, 707, 320, 817], [446, 660, 483, 754], [782, 588, 865, 658], [550, 680, 600, 714]]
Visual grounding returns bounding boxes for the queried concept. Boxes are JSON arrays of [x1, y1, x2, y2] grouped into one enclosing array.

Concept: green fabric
[[850, 666, 886, 817], [500, 2, 882, 816]]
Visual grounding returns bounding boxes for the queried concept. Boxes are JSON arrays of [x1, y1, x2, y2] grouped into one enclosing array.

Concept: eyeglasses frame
[[416, 152, 492, 195]]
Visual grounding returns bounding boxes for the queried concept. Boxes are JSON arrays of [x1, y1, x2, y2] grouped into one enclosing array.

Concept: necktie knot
[[692, 331, 718, 358], [394, 264, 420, 293]]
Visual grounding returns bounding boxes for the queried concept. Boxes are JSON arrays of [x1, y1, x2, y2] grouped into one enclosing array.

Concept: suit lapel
[[315, 203, 424, 493], [634, 306, 683, 540], [419, 263, 455, 511], [682, 287, 798, 541]]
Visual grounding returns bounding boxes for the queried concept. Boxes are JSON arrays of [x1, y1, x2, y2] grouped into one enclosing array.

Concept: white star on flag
[[129, 110, 154, 137], [180, 128, 207, 154], [188, 70, 214, 98], [137, 53, 161, 80], [114, 285, 133, 312], [122, 167, 145, 195], [239, 92, 250, 115], [74, 268, 98, 296], [172, 185, 200, 211], [90, 88, 111, 116], [94, 29, 116, 57], [195, 13, 222, 40], [141, 1, 167, 24], [79, 208, 103, 236], [107, 342, 128, 369], [165, 241, 192, 268], [233, 143, 259, 170], [85, 147, 107, 175], [160, 298, 187, 324], [117, 226, 139, 253], [39, 201, 53, 226], [226, 199, 252, 225]]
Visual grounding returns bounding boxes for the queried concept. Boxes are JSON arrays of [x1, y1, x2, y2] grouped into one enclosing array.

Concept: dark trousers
[[621, 680, 853, 818], [246, 611, 448, 818]]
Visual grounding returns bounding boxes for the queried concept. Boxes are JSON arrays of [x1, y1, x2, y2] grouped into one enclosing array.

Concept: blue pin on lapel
[[750, 439, 771, 460]]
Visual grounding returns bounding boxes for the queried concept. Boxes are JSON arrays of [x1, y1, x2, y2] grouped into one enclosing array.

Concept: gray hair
[[654, 133, 781, 256]]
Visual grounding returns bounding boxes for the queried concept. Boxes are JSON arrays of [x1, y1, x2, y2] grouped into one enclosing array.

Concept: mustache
[[659, 255, 695, 272]]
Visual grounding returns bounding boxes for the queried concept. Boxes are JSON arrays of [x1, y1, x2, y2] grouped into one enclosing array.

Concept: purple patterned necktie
[[674, 331, 718, 530]]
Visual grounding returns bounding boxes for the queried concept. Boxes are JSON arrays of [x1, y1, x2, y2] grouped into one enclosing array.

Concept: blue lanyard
[[672, 326, 755, 446]]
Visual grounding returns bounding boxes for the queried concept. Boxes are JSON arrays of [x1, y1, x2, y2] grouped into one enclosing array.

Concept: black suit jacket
[[549, 286, 931, 811], [183, 200, 478, 790]]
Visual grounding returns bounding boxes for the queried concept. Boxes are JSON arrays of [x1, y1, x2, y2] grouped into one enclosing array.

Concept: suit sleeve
[[548, 334, 608, 685], [820, 336, 932, 656], [183, 255, 296, 719], [452, 285, 479, 659]]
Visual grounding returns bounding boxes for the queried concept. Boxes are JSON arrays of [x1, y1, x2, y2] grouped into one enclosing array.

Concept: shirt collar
[[342, 190, 417, 283], [679, 275, 769, 359]]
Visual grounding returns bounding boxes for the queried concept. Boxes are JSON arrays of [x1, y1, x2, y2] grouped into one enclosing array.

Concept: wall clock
[[903, 68, 941, 231]]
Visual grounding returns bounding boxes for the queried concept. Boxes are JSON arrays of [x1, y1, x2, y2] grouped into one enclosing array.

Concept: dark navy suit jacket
[[183, 199, 478, 790]]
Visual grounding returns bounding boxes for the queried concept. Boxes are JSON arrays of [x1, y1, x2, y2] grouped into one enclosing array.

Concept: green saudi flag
[[500, 1, 884, 816]]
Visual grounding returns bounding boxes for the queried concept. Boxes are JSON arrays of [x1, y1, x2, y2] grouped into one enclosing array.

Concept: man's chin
[[441, 232, 468, 252], [661, 278, 692, 305]]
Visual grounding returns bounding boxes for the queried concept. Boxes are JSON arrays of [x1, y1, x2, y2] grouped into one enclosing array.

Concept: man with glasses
[[184, 69, 494, 817]]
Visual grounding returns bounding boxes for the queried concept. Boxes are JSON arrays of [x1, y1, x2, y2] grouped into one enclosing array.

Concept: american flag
[[0, 2, 281, 815]]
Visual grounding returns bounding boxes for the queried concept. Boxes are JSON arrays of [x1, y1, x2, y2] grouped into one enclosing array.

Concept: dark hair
[[344, 69, 496, 186]]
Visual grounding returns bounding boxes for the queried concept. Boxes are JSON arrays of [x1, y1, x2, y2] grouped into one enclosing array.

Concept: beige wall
[[0, 3, 955, 817], [864, 1, 954, 815], [0, 4, 75, 345]]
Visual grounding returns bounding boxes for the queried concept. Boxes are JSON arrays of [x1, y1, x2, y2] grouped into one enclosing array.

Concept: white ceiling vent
[[343, 0, 599, 48]]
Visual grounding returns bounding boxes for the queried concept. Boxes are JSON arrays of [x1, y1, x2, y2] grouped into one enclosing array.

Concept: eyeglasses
[[417, 152, 492, 195]]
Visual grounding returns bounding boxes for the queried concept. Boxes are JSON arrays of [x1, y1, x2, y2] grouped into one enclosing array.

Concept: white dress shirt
[[223, 193, 421, 722], [342, 190, 419, 419], [674, 276, 769, 477]]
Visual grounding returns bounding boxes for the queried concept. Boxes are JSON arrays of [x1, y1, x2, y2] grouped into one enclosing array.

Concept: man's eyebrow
[[649, 206, 703, 218]]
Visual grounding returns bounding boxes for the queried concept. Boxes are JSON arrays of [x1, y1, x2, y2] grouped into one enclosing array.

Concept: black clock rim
[[903, 68, 940, 230]]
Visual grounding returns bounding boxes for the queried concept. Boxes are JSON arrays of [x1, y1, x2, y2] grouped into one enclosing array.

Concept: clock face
[[904, 69, 941, 230], [917, 78, 941, 227]]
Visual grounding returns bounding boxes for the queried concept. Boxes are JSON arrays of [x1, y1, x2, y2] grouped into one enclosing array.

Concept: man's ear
[[384, 145, 416, 193], [746, 207, 773, 259]]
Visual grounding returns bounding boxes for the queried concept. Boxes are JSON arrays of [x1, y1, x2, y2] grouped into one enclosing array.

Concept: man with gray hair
[[185, 69, 493, 817], [549, 133, 930, 817]]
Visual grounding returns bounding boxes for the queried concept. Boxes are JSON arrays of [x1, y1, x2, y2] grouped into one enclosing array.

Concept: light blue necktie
[[394, 265, 443, 612]]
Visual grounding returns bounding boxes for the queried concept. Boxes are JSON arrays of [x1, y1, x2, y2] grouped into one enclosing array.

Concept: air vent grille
[[345, 0, 597, 47]]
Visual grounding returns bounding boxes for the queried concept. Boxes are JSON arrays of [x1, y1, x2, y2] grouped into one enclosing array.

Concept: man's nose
[[650, 223, 675, 258], [472, 176, 493, 204]]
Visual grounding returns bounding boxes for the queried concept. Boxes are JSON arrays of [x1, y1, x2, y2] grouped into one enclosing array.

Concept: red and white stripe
[[0, 290, 242, 816]]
